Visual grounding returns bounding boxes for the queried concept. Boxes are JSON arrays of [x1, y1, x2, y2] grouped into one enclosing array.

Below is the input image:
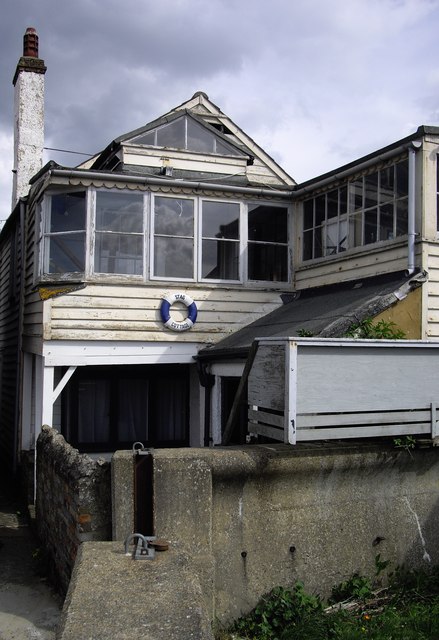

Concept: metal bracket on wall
[[124, 533, 156, 560], [132, 441, 154, 456]]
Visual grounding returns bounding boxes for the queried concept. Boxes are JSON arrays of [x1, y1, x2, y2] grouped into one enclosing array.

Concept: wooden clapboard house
[[2, 29, 439, 474]]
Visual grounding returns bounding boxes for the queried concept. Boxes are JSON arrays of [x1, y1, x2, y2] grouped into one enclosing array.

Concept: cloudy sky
[[1, 0, 439, 223]]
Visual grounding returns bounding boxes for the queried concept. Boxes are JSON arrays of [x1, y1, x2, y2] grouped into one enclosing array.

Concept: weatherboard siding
[[294, 242, 411, 290], [425, 242, 439, 338], [43, 284, 283, 342]]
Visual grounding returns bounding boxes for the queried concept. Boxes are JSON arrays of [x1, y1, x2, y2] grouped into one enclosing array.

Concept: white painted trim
[[52, 366, 77, 403], [42, 365, 54, 427], [41, 340, 201, 366]]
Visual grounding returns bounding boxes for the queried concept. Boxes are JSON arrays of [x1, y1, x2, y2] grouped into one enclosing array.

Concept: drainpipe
[[407, 142, 421, 275]]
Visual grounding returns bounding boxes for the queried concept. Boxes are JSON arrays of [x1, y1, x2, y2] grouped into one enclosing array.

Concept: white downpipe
[[407, 145, 419, 275]]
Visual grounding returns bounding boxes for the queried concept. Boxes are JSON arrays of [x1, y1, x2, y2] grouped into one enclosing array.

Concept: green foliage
[[297, 329, 314, 337], [393, 435, 416, 453], [218, 566, 439, 640], [344, 318, 406, 340], [231, 584, 323, 640], [329, 573, 373, 604]]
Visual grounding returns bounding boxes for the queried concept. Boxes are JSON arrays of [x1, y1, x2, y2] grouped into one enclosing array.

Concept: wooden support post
[[222, 341, 258, 445]]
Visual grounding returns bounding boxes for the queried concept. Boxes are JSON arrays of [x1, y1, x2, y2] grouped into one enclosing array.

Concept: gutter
[[293, 140, 420, 197], [48, 168, 294, 199]]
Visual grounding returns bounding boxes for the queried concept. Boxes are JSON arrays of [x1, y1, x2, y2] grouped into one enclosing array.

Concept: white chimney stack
[[12, 27, 46, 208]]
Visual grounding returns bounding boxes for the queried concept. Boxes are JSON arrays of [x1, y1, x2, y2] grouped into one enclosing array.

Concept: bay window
[[41, 189, 290, 284]]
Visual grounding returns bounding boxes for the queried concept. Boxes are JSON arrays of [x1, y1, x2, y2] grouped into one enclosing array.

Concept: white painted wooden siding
[[43, 284, 283, 342], [294, 242, 412, 290]]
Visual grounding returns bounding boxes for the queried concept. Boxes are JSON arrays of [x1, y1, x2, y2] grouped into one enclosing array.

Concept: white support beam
[[52, 366, 76, 403]]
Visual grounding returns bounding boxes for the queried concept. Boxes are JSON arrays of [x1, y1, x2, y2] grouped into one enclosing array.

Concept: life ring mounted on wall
[[160, 292, 198, 332]]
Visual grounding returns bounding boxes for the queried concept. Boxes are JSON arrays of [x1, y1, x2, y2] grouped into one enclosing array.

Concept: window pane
[[395, 160, 409, 198], [315, 195, 326, 225], [396, 199, 408, 237], [133, 130, 155, 146], [364, 208, 378, 245], [379, 203, 394, 241], [154, 197, 194, 237], [154, 236, 194, 278], [349, 212, 362, 247], [364, 172, 378, 209], [303, 200, 314, 229], [314, 227, 323, 258], [95, 233, 143, 275], [248, 243, 288, 281], [50, 192, 86, 232], [380, 166, 394, 203], [96, 192, 143, 233], [156, 118, 186, 148], [339, 186, 348, 214], [324, 219, 339, 255], [48, 233, 85, 273], [187, 118, 214, 153], [303, 229, 313, 260], [327, 190, 338, 219], [349, 178, 363, 212], [248, 205, 287, 242], [202, 239, 239, 279], [202, 201, 239, 239]]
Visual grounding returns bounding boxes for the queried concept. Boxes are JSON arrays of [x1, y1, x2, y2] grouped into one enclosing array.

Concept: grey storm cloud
[[1, 0, 439, 223]]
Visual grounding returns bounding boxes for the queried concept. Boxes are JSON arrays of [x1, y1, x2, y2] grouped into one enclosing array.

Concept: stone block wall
[[36, 426, 111, 594]]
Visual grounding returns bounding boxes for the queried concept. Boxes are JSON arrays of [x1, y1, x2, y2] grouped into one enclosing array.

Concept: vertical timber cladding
[[248, 341, 286, 442]]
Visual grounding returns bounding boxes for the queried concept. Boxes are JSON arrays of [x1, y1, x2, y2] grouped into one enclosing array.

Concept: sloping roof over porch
[[197, 270, 427, 360]]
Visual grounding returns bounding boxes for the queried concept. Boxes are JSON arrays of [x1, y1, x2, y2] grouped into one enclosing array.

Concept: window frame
[[300, 157, 409, 264], [39, 188, 291, 286]]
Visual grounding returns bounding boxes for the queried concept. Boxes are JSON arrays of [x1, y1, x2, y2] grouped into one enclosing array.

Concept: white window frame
[[150, 193, 197, 282]]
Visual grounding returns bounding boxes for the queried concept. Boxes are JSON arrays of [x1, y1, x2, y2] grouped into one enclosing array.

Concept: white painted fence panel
[[247, 338, 439, 444]]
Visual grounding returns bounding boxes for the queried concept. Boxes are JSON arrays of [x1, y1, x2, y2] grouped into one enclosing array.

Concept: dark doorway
[[62, 364, 190, 452], [221, 376, 248, 445]]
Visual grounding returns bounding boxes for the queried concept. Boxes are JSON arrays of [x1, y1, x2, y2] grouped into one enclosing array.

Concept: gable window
[[94, 191, 144, 275], [132, 115, 245, 157], [43, 191, 86, 274], [302, 158, 408, 261]]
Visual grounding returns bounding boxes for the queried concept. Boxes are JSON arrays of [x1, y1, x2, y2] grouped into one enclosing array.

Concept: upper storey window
[[302, 158, 408, 261], [40, 189, 290, 286], [131, 115, 246, 157], [43, 191, 86, 274]]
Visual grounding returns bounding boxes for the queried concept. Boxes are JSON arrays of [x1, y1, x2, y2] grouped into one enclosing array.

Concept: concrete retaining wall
[[36, 426, 112, 594], [112, 442, 439, 624]]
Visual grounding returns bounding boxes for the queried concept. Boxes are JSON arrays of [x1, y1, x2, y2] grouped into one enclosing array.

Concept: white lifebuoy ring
[[160, 293, 198, 332]]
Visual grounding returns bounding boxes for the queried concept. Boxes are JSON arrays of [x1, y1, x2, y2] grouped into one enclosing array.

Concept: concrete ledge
[[57, 541, 213, 640]]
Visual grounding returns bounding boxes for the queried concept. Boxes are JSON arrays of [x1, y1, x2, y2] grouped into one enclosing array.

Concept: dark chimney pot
[[23, 27, 38, 58]]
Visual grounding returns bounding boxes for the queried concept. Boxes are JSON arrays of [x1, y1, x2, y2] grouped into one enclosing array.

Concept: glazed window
[[94, 191, 144, 275], [44, 191, 86, 274], [302, 158, 409, 261], [201, 201, 240, 280], [132, 115, 245, 157], [153, 196, 195, 279], [248, 204, 288, 281]]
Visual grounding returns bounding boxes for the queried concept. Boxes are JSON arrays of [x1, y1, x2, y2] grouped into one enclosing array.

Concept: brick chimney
[[12, 28, 46, 207]]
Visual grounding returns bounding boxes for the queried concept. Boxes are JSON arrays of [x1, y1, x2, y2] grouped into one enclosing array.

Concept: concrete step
[[57, 541, 214, 640]]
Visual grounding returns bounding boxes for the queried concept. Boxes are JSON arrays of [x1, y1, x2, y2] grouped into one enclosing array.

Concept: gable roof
[[89, 92, 295, 187], [197, 270, 427, 360]]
